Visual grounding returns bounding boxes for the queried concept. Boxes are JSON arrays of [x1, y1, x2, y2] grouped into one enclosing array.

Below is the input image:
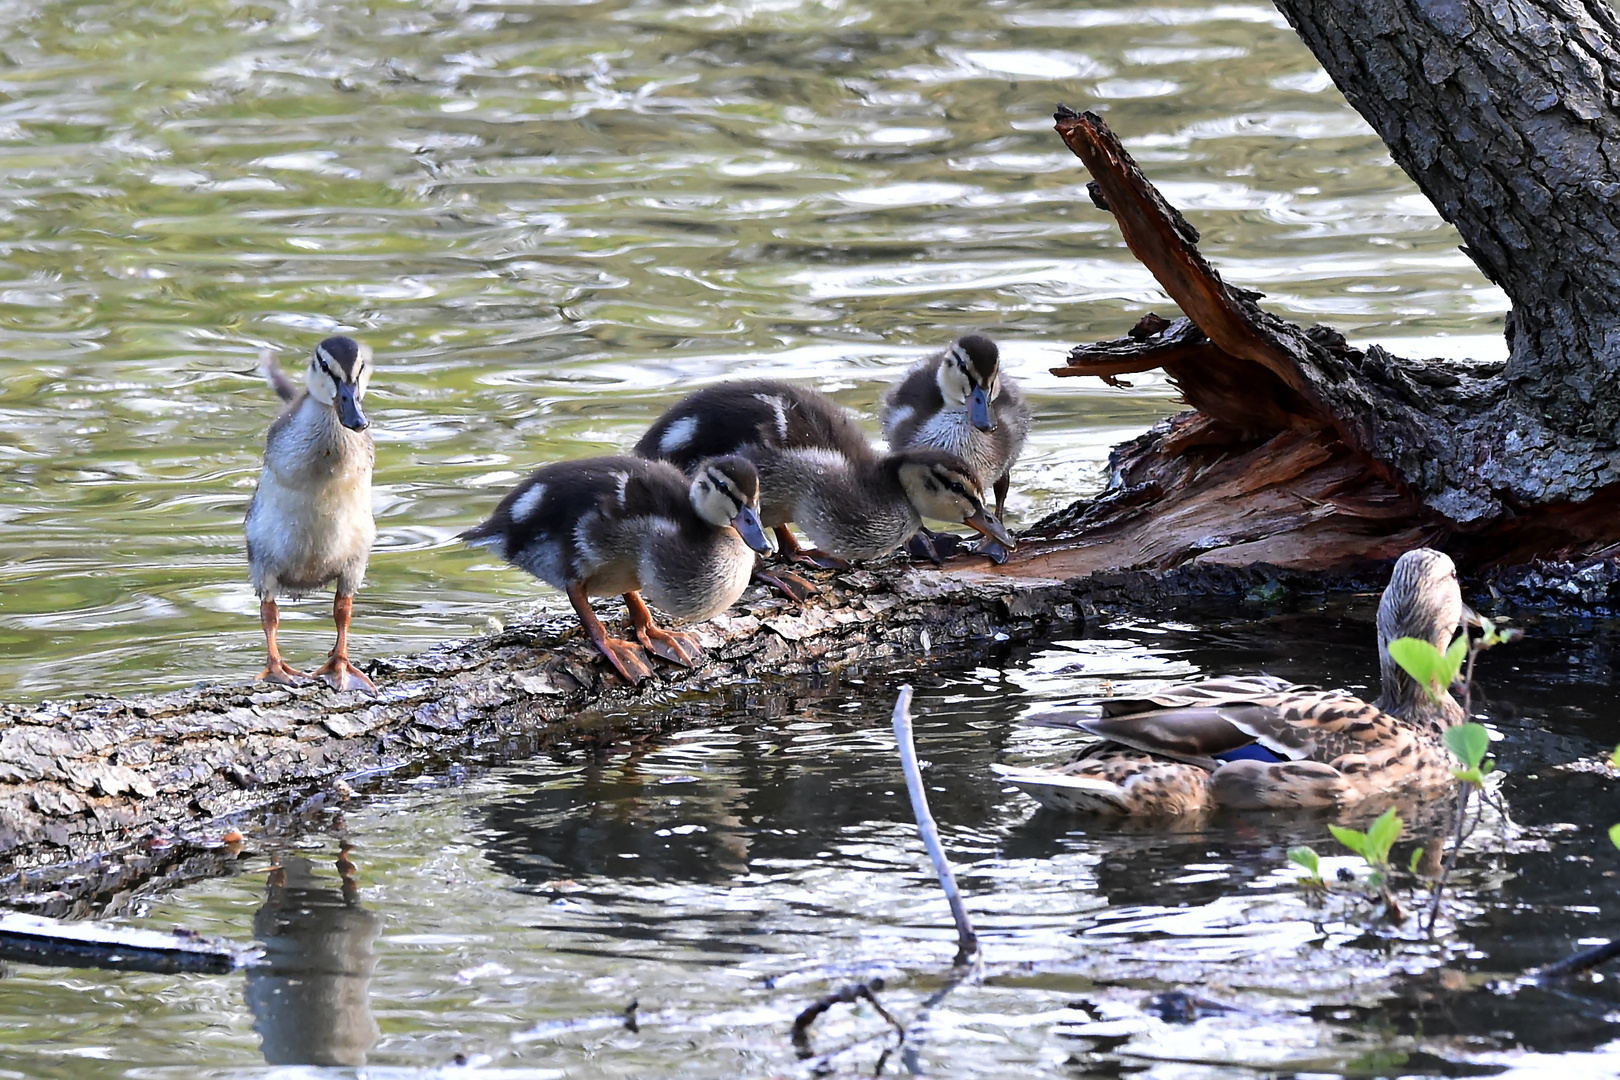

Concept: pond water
[[0, 0, 1507, 698], [10, 0, 1609, 1075], [5, 606, 1620, 1076]]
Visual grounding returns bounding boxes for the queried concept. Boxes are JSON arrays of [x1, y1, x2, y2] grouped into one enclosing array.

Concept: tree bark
[[1013, 0, 1620, 576]]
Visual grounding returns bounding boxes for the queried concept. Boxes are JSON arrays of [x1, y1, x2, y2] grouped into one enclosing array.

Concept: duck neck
[[1375, 653, 1465, 730]]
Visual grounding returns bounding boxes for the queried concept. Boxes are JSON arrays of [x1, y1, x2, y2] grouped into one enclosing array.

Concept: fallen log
[[0, 564, 1085, 913]]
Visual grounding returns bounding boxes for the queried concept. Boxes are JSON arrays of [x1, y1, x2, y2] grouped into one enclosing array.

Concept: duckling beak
[[969, 385, 994, 431], [732, 505, 774, 554], [963, 506, 1015, 549], [1460, 602, 1483, 630], [336, 381, 369, 432]]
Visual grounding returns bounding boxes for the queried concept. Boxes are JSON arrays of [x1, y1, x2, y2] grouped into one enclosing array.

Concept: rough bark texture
[[1271, 0, 1620, 520], [1029, 105, 1620, 576]]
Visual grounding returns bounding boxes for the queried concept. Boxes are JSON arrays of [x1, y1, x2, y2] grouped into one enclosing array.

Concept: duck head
[[691, 455, 774, 554], [304, 336, 372, 432], [1376, 547, 1468, 712], [934, 334, 1001, 432], [895, 449, 1015, 550]]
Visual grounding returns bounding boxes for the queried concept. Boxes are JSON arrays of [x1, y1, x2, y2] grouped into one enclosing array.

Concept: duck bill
[[732, 505, 774, 554], [963, 506, 1014, 549], [336, 382, 369, 431], [969, 386, 995, 431], [1460, 602, 1483, 629]]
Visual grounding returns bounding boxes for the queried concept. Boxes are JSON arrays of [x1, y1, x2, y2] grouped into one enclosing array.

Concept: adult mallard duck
[[460, 454, 772, 684], [992, 548, 1472, 815], [880, 334, 1031, 563], [245, 337, 377, 694], [634, 379, 1014, 597]]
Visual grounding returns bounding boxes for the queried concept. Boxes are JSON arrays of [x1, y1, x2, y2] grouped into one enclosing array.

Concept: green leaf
[[1387, 637, 1450, 705], [1610, 745, 1620, 769], [1287, 846, 1321, 878], [1610, 823, 1620, 852], [1365, 808, 1403, 865], [1444, 631, 1469, 680], [1329, 823, 1369, 859], [1444, 723, 1491, 772], [1408, 846, 1425, 875]]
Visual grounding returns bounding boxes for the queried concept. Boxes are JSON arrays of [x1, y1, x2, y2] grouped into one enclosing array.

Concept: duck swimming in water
[[245, 336, 377, 694], [993, 548, 1472, 815]]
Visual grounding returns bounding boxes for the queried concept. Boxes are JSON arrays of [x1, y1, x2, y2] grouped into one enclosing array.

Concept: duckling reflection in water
[[995, 548, 1475, 815], [881, 334, 1031, 564], [636, 379, 1014, 599], [246, 845, 380, 1067], [461, 455, 773, 683], [245, 337, 377, 694]]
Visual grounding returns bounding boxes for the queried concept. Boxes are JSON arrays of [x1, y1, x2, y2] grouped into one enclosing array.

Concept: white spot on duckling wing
[[658, 415, 699, 455], [613, 471, 631, 507], [786, 446, 849, 474], [754, 393, 789, 440], [510, 482, 548, 524], [883, 403, 914, 443]]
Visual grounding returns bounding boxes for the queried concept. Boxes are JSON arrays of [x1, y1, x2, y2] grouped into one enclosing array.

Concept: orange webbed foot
[[595, 636, 657, 684], [636, 624, 701, 667], [257, 658, 309, 686], [314, 656, 378, 695]]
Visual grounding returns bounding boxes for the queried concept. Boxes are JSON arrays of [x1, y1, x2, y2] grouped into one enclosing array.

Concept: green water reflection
[[0, 0, 1506, 697]]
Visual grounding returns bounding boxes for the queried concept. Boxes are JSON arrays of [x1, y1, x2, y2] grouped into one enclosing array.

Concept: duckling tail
[[260, 350, 300, 403]]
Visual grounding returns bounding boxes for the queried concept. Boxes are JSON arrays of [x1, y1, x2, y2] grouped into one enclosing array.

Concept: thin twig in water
[[1529, 938, 1620, 981], [790, 978, 903, 1059], [892, 685, 978, 967]]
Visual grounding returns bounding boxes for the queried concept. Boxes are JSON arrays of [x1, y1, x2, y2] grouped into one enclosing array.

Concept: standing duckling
[[636, 379, 1013, 597], [245, 336, 377, 693], [881, 334, 1031, 563], [460, 455, 773, 684]]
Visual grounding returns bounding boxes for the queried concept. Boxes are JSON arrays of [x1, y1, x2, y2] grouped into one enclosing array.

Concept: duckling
[[245, 336, 377, 694], [459, 455, 772, 684], [881, 334, 1031, 564], [992, 548, 1472, 815], [634, 380, 1014, 595]]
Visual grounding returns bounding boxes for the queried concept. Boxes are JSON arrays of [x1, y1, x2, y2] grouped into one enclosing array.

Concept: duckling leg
[[567, 582, 655, 684], [257, 599, 309, 684], [773, 525, 850, 571], [753, 564, 818, 602], [313, 593, 377, 695], [904, 528, 965, 565], [624, 592, 701, 667]]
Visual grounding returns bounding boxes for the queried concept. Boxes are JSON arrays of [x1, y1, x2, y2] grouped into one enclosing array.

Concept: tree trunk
[[998, 0, 1620, 579]]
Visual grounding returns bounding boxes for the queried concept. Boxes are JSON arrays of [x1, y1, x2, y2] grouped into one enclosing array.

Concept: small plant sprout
[[1288, 846, 1325, 888], [1444, 723, 1495, 786], [1386, 633, 1468, 707], [1609, 823, 1620, 853], [1408, 846, 1425, 875], [1329, 807, 1404, 892]]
